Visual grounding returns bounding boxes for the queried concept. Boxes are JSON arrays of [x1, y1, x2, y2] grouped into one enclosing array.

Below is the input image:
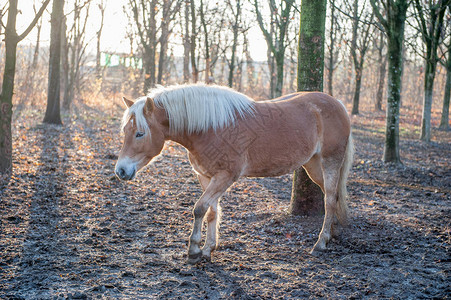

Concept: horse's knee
[[193, 205, 208, 218], [193, 203, 208, 219]]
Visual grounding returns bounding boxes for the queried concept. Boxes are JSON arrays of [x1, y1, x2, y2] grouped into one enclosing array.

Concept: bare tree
[[0, 0, 50, 175], [129, 0, 158, 92], [96, 0, 105, 76], [226, 0, 243, 87], [63, 0, 91, 110], [157, 0, 181, 84], [346, 0, 375, 115], [413, 0, 450, 141], [370, 0, 409, 164], [182, 0, 191, 82], [375, 29, 387, 111], [20, 2, 43, 102], [190, 0, 199, 82], [439, 5, 451, 129], [326, 0, 343, 96], [253, 0, 296, 97], [44, 0, 65, 124], [290, 0, 327, 215]]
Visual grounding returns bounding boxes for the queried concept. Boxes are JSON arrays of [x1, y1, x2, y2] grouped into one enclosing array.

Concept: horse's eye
[[135, 132, 145, 138]]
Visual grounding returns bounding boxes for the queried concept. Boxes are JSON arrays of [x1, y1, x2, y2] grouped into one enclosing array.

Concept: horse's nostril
[[116, 167, 126, 179]]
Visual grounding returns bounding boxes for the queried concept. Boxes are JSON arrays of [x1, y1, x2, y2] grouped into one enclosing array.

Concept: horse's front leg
[[202, 200, 221, 260], [196, 175, 220, 261], [187, 172, 233, 264]]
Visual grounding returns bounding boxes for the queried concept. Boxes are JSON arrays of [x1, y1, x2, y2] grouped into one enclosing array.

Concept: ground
[[0, 97, 449, 299]]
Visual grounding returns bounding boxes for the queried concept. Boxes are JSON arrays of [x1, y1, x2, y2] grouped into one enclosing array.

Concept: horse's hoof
[[202, 254, 211, 262], [187, 252, 202, 264], [310, 243, 327, 255]]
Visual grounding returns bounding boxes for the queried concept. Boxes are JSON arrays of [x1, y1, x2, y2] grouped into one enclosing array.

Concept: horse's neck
[[165, 131, 197, 152]]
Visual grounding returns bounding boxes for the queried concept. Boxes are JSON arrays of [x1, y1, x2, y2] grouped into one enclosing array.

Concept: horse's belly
[[242, 153, 310, 177]]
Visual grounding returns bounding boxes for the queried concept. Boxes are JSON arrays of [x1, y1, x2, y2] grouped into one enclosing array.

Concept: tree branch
[[18, 0, 50, 41], [369, 0, 388, 30]]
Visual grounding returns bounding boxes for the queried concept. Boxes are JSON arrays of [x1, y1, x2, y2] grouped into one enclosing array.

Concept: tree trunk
[[290, 0, 326, 216], [183, 1, 190, 83], [439, 51, 451, 129], [420, 60, 436, 141], [157, 34, 168, 84], [370, 0, 408, 164], [227, 0, 241, 88], [143, 1, 157, 92], [199, 0, 212, 83], [268, 54, 275, 98], [376, 31, 386, 111], [275, 54, 284, 97], [158, 0, 172, 85], [327, 0, 337, 96], [190, 0, 198, 82], [96, 1, 105, 77], [0, 1, 19, 175], [61, 17, 70, 110], [384, 29, 405, 163], [0, 0, 49, 175], [296, 0, 326, 93], [352, 67, 362, 115], [44, 0, 64, 125]]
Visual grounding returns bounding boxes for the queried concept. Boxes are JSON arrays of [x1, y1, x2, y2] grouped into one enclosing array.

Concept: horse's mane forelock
[[147, 83, 255, 135], [121, 99, 151, 134]]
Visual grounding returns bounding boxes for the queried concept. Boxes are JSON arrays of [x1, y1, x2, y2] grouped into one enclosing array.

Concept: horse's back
[[241, 92, 350, 177]]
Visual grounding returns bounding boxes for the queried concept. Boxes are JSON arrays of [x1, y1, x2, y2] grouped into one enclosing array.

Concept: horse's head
[[115, 97, 166, 180]]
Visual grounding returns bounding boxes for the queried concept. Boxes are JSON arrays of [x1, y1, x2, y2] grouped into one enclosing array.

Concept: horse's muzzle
[[115, 167, 136, 181]]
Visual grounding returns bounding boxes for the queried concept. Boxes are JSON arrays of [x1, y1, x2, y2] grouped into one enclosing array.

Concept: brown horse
[[115, 83, 353, 264]]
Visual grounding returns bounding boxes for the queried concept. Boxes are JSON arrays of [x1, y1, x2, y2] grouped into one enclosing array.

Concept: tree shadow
[[6, 123, 75, 298]]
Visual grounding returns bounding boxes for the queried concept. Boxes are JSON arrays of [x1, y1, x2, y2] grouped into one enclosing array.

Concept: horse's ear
[[144, 97, 155, 115], [122, 97, 134, 108]]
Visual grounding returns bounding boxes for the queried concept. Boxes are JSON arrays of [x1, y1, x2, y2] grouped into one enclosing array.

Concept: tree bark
[[416, 0, 449, 141], [290, 0, 326, 216], [420, 60, 436, 141], [96, 1, 105, 77], [351, 68, 362, 115], [190, 0, 198, 82], [183, 1, 191, 82], [0, 2, 18, 175], [439, 43, 451, 129], [44, 0, 65, 125], [383, 18, 405, 164], [0, 0, 50, 175], [376, 31, 386, 111], [145, 1, 157, 92], [227, 0, 241, 88], [370, 0, 409, 164], [326, 0, 337, 96]]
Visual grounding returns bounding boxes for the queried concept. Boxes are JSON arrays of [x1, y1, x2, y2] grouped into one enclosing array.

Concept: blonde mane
[[122, 83, 255, 135]]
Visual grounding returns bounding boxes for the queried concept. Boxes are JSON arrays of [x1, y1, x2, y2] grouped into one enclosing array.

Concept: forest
[[0, 0, 450, 299]]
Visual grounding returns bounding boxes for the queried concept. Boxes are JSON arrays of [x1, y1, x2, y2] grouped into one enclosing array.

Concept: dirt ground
[[0, 98, 450, 299]]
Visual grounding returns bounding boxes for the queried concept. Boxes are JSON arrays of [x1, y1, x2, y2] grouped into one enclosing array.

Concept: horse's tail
[[335, 132, 354, 225]]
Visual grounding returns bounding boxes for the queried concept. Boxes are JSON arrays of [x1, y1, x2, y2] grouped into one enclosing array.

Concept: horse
[[115, 83, 354, 264]]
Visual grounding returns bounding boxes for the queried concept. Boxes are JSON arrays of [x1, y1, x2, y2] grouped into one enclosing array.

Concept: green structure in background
[[100, 52, 142, 69]]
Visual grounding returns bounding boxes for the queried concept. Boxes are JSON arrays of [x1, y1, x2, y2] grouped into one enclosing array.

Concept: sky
[[10, 0, 270, 62]]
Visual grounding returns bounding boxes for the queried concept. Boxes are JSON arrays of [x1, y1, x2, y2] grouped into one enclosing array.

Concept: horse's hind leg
[[302, 154, 325, 193], [311, 158, 341, 254]]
